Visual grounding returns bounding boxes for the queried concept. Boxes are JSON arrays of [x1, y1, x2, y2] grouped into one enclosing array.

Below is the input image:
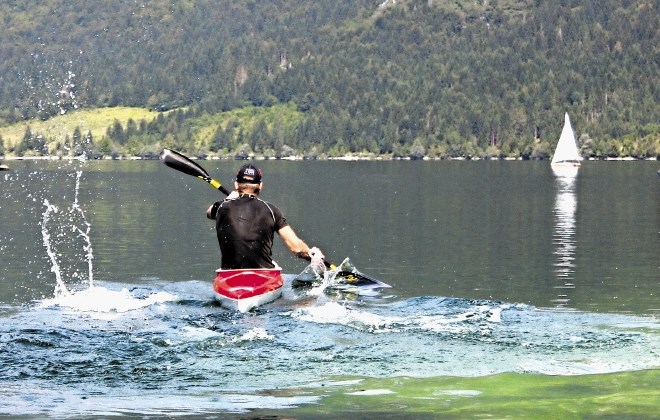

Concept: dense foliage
[[0, 0, 658, 159]]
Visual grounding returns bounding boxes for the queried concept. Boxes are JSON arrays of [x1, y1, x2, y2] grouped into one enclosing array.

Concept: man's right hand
[[309, 246, 325, 266]]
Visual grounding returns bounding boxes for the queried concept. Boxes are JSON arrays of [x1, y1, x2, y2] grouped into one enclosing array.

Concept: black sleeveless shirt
[[212, 195, 288, 269]]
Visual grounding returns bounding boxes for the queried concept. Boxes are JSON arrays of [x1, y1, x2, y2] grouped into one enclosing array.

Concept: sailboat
[[551, 112, 582, 170]]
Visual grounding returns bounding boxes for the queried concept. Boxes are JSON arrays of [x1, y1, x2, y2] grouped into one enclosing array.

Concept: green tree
[[0, 0, 657, 159], [72, 126, 83, 156], [249, 119, 270, 152]]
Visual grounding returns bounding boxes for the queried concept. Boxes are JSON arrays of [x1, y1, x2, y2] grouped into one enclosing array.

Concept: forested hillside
[[0, 0, 658, 159]]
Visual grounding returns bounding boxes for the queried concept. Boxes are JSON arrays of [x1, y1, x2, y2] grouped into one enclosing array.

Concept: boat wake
[[38, 285, 178, 314], [284, 296, 659, 376], [1, 279, 658, 416], [287, 300, 503, 334]]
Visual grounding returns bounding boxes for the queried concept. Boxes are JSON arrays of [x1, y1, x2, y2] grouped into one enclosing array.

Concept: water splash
[[40, 171, 94, 296], [71, 170, 94, 285], [17, 59, 80, 118], [41, 200, 69, 297], [288, 300, 505, 334], [37, 169, 179, 314], [38, 286, 177, 315], [295, 258, 386, 297], [56, 69, 79, 115]]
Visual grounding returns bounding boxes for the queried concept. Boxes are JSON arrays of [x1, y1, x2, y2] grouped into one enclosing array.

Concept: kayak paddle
[[297, 253, 389, 287], [316, 260, 387, 286], [160, 148, 333, 264], [159, 148, 231, 196], [333, 269, 391, 288], [160, 148, 388, 287]]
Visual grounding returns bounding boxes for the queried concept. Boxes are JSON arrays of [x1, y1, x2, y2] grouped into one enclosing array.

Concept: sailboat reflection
[[551, 168, 578, 307]]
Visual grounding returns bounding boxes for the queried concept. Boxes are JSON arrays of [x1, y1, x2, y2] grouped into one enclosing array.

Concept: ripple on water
[[0, 282, 658, 416]]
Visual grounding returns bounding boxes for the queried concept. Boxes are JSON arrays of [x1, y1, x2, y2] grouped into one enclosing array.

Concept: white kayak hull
[[213, 268, 284, 313]]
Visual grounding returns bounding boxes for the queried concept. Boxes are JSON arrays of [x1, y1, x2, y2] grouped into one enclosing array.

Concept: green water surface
[[264, 370, 659, 419]]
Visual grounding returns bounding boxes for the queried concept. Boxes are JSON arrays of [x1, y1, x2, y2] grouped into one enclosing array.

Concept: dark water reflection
[[1, 160, 658, 313]]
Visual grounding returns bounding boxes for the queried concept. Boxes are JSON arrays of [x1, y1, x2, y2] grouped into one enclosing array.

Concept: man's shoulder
[[256, 197, 279, 208], [257, 198, 285, 219]]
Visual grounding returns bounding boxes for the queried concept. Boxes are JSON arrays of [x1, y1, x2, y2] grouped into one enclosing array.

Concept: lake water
[[1, 159, 658, 417]]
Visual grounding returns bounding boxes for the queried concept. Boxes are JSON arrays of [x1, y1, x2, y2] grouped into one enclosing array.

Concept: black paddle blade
[[160, 148, 210, 180], [293, 258, 391, 289], [336, 270, 391, 288], [323, 259, 390, 288], [160, 149, 231, 195]]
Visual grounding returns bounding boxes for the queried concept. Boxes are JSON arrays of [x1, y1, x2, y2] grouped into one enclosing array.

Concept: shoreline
[[1, 154, 657, 162]]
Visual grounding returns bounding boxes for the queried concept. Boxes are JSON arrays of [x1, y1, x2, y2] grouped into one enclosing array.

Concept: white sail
[[551, 112, 581, 166]]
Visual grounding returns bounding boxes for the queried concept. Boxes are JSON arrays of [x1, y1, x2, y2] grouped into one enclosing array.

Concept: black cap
[[236, 164, 262, 184]]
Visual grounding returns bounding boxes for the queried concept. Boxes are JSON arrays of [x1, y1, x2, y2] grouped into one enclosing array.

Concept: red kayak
[[213, 268, 284, 312]]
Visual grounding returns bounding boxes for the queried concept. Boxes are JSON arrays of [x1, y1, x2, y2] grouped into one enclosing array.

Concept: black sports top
[[212, 195, 288, 269]]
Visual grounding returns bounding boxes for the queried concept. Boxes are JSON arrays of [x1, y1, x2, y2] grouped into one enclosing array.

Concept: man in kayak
[[206, 163, 324, 270]]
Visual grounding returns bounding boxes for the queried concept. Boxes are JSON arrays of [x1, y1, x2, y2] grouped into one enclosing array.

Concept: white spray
[[41, 170, 94, 297]]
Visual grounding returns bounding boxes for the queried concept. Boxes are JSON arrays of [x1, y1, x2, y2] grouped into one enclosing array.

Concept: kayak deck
[[213, 268, 283, 313]]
